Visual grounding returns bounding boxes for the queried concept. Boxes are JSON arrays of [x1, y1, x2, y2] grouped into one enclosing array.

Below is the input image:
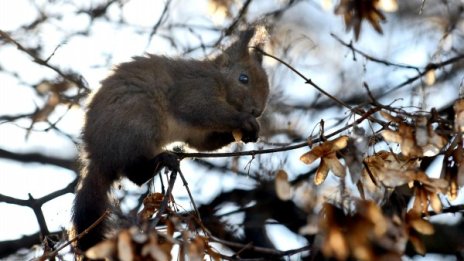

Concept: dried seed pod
[[232, 129, 243, 142]]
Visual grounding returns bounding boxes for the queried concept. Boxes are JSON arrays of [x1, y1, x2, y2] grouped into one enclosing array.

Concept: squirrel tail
[[72, 160, 116, 252]]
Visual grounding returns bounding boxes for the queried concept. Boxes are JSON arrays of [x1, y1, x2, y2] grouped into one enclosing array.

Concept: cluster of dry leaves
[[335, 0, 398, 40], [83, 193, 221, 261], [274, 98, 464, 260]]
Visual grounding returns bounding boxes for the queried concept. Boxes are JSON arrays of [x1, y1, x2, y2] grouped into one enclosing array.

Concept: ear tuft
[[239, 25, 268, 64], [220, 28, 256, 62], [252, 46, 263, 64], [238, 28, 256, 49], [217, 26, 268, 65]]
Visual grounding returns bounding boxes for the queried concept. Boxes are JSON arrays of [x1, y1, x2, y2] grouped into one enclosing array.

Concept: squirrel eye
[[238, 73, 249, 84]]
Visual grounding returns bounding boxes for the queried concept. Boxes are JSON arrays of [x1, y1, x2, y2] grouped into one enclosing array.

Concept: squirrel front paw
[[238, 113, 260, 143]]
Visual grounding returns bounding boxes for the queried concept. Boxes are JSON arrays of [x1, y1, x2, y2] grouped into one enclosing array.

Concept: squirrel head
[[214, 28, 270, 118]]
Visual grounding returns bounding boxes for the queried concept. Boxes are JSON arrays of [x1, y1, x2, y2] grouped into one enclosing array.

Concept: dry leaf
[[300, 136, 349, 164], [300, 136, 348, 185], [300, 146, 324, 165], [429, 193, 442, 213], [409, 234, 426, 255], [232, 129, 242, 142], [208, 0, 234, 23], [363, 151, 419, 188], [454, 99, 464, 132], [381, 113, 446, 157], [142, 233, 170, 261], [315, 159, 330, 185], [324, 154, 346, 177], [332, 135, 349, 150], [275, 170, 293, 200], [205, 243, 222, 261], [362, 201, 387, 236], [381, 129, 403, 144], [409, 218, 434, 235], [324, 228, 349, 261], [139, 192, 164, 221], [85, 239, 116, 259], [319, 202, 407, 260], [188, 236, 206, 260], [335, 0, 386, 40], [117, 229, 134, 261], [424, 69, 436, 85]]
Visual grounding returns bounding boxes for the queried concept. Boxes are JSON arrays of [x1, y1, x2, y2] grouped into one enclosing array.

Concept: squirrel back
[[72, 28, 269, 253]]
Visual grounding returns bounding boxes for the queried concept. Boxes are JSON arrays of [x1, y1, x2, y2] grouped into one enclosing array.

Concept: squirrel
[[72, 28, 269, 252]]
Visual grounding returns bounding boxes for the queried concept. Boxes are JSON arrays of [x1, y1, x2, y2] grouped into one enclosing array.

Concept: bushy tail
[[72, 161, 115, 252]]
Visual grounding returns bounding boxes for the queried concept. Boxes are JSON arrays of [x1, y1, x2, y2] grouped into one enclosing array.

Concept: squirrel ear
[[237, 28, 256, 51], [215, 28, 259, 67], [251, 45, 264, 64], [223, 28, 256, 61]]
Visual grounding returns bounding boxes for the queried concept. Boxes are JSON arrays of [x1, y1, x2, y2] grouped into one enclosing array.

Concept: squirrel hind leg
[[124, 152, 180, 186]]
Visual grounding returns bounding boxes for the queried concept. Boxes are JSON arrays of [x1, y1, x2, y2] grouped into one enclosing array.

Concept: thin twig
[[0, 30, 90, 93], [419, 0, 426, 14], [209, 234, 310, 258], [36, 210, 111, 261], [253, 47, 353, 111], [177, 169, 202, 222], [146, 0, 172, 48], [331, 33, 420, 70], [151, 170, 177, 227]]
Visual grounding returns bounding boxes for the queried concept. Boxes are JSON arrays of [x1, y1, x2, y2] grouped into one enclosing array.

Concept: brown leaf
[[85, 239, 116, 259], [139, 192, 164, 221], [363, 151, 419, 187], [117, 229, 134, 261], [429, 192, 442, 213], [300, 146, 324, 164], [232, 129, 242, 142], [381, 129, 402, 143], [31, 93, 61, 123], [275, 170, 292, 200], [409, 217, 434, 235], [188, 236, 206, 260], [205, 243, 222, 261], [335, 0, 386, 40], [409, 234, 426, 255], [208, 0, 234, 22], [380, 111, 402, 122], [323, 228, 349, 261], [362, 201, 387, 236], [424, 69, 436, 85], [142, 233, 169, 261], [332, 135, 349, 150], [325, 154, 346, 177], [300, 136, 349, 165], [448, 177, 459, 201], [315, 159, 330, 185], [454, 99, 464, 132]]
